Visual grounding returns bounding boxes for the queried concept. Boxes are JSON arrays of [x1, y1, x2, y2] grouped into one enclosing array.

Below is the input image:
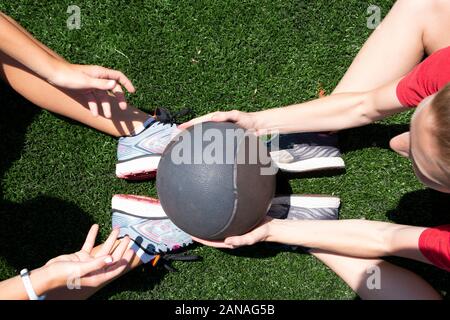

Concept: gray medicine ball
[[156, 121, 276, 240]]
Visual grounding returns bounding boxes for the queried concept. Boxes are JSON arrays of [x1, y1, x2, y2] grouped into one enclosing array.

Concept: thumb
[[225, 231, 260, 247], [210, 112, 230, 122], [86, 78, 117, 91], [79, 256, 113, 276], [224, 235, 248, 247], [179, 113, 215, 129], [211, 110, 244, 123]]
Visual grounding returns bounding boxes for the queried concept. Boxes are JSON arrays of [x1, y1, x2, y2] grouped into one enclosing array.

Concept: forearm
[[266, 219, 426, 261], [251, 78, 407, 135], [0, 12, 66, 62], [0, 14, 60, 81], [253, 92, 374, 134], [0, 266, 57, 300]]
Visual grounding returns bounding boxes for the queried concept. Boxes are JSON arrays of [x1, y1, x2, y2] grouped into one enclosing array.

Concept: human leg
[[311, 249, 441, 299], [333, 0, 450, 94]]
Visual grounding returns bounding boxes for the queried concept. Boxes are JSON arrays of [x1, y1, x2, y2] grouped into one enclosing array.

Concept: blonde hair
[[430, 82, 450, 184]]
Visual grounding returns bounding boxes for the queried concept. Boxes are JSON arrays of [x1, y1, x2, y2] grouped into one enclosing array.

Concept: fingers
[[111, 248, 136, 274], [105, 248, 135, 280], [111, 236, 130, 262], [60, 64, 135, 94], [95, 228, 120, 257], [87, 77, 117, 91], [87, 247, 135, 286], [213, 110, 241, 122], [79, 247, 135, 287], [224, 234, 256, 247], [179, 112, 219, 129], [93, 66, 135, 93], [92, 238, 132, 283], [191, 236, 234, 249], [122, 247, 136, 264], [224, 219, 272, 247], [193, 218, 272, 249], [79, 255, 114, 277], [106, 69, 135, 93], [70, 64, 133, 116], [179, 110, 241, 129], [81, 224, 99, 253]]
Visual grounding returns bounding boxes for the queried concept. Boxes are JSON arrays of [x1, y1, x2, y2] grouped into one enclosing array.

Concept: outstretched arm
[[0, 12, 66, 63], [266, 219, 428, 262], [196, 218, 430, 264], [0, 12, 135, 117], [0, 13, 64, 82], [181, 80, 408, 134]]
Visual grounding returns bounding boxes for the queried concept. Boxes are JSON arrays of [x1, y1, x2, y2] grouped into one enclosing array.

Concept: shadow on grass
[[219, 187, 450, 299], [353, 189, 449, 299], [219, 242, 309, 261], [0, 82, 39, 199], [0, 83, 93, 272], [384, 189, 450, 299], [0, 82, 95, 268], [0, 197, 94, 268], [386, 189, 450, 227], [275, 172, 293, 195], [338, 123, 410, 154], [0, 83, 167, 298]]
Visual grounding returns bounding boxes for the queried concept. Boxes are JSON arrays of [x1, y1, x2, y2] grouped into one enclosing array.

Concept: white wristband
[[20, 269, 46, 300]]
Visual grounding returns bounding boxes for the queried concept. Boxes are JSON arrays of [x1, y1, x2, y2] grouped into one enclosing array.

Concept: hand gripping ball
[[156, 122, 276, 240]]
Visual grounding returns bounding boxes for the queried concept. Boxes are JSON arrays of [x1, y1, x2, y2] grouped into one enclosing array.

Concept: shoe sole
[[116, 156, 161, 180], [272, 195, 341, 209], [272, 156, 345, 173], [112, 194, 167, 219]]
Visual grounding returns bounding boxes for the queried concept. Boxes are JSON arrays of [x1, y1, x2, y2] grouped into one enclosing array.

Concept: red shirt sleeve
[[396, 46, 450, 107], [418, 225, 450, 272]]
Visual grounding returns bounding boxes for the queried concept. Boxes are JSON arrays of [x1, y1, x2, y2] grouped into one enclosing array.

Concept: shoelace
[[153, 107, 192, 126], [152, 252, 202, 272]]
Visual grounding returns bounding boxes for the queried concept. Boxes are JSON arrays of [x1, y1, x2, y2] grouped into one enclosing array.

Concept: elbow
[[353, 92, 377, 127], [378, 224, 404, 256]]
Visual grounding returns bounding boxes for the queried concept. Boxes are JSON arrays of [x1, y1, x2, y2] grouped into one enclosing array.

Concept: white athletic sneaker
[[267, 194, 340, 220], [115, 107, 189, 180], [269, 132, 345, 173]]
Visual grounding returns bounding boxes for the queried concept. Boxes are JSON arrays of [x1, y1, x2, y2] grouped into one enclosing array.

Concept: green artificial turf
[[1, 0, 449, 300]]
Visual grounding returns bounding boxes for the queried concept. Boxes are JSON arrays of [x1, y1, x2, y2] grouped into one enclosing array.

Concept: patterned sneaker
[[269, 132, 345, 173], [115, 107, 190, 180], [267, 194, 340, 220], [111, 194, 193, 255], [265, 194, 340, 252]]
